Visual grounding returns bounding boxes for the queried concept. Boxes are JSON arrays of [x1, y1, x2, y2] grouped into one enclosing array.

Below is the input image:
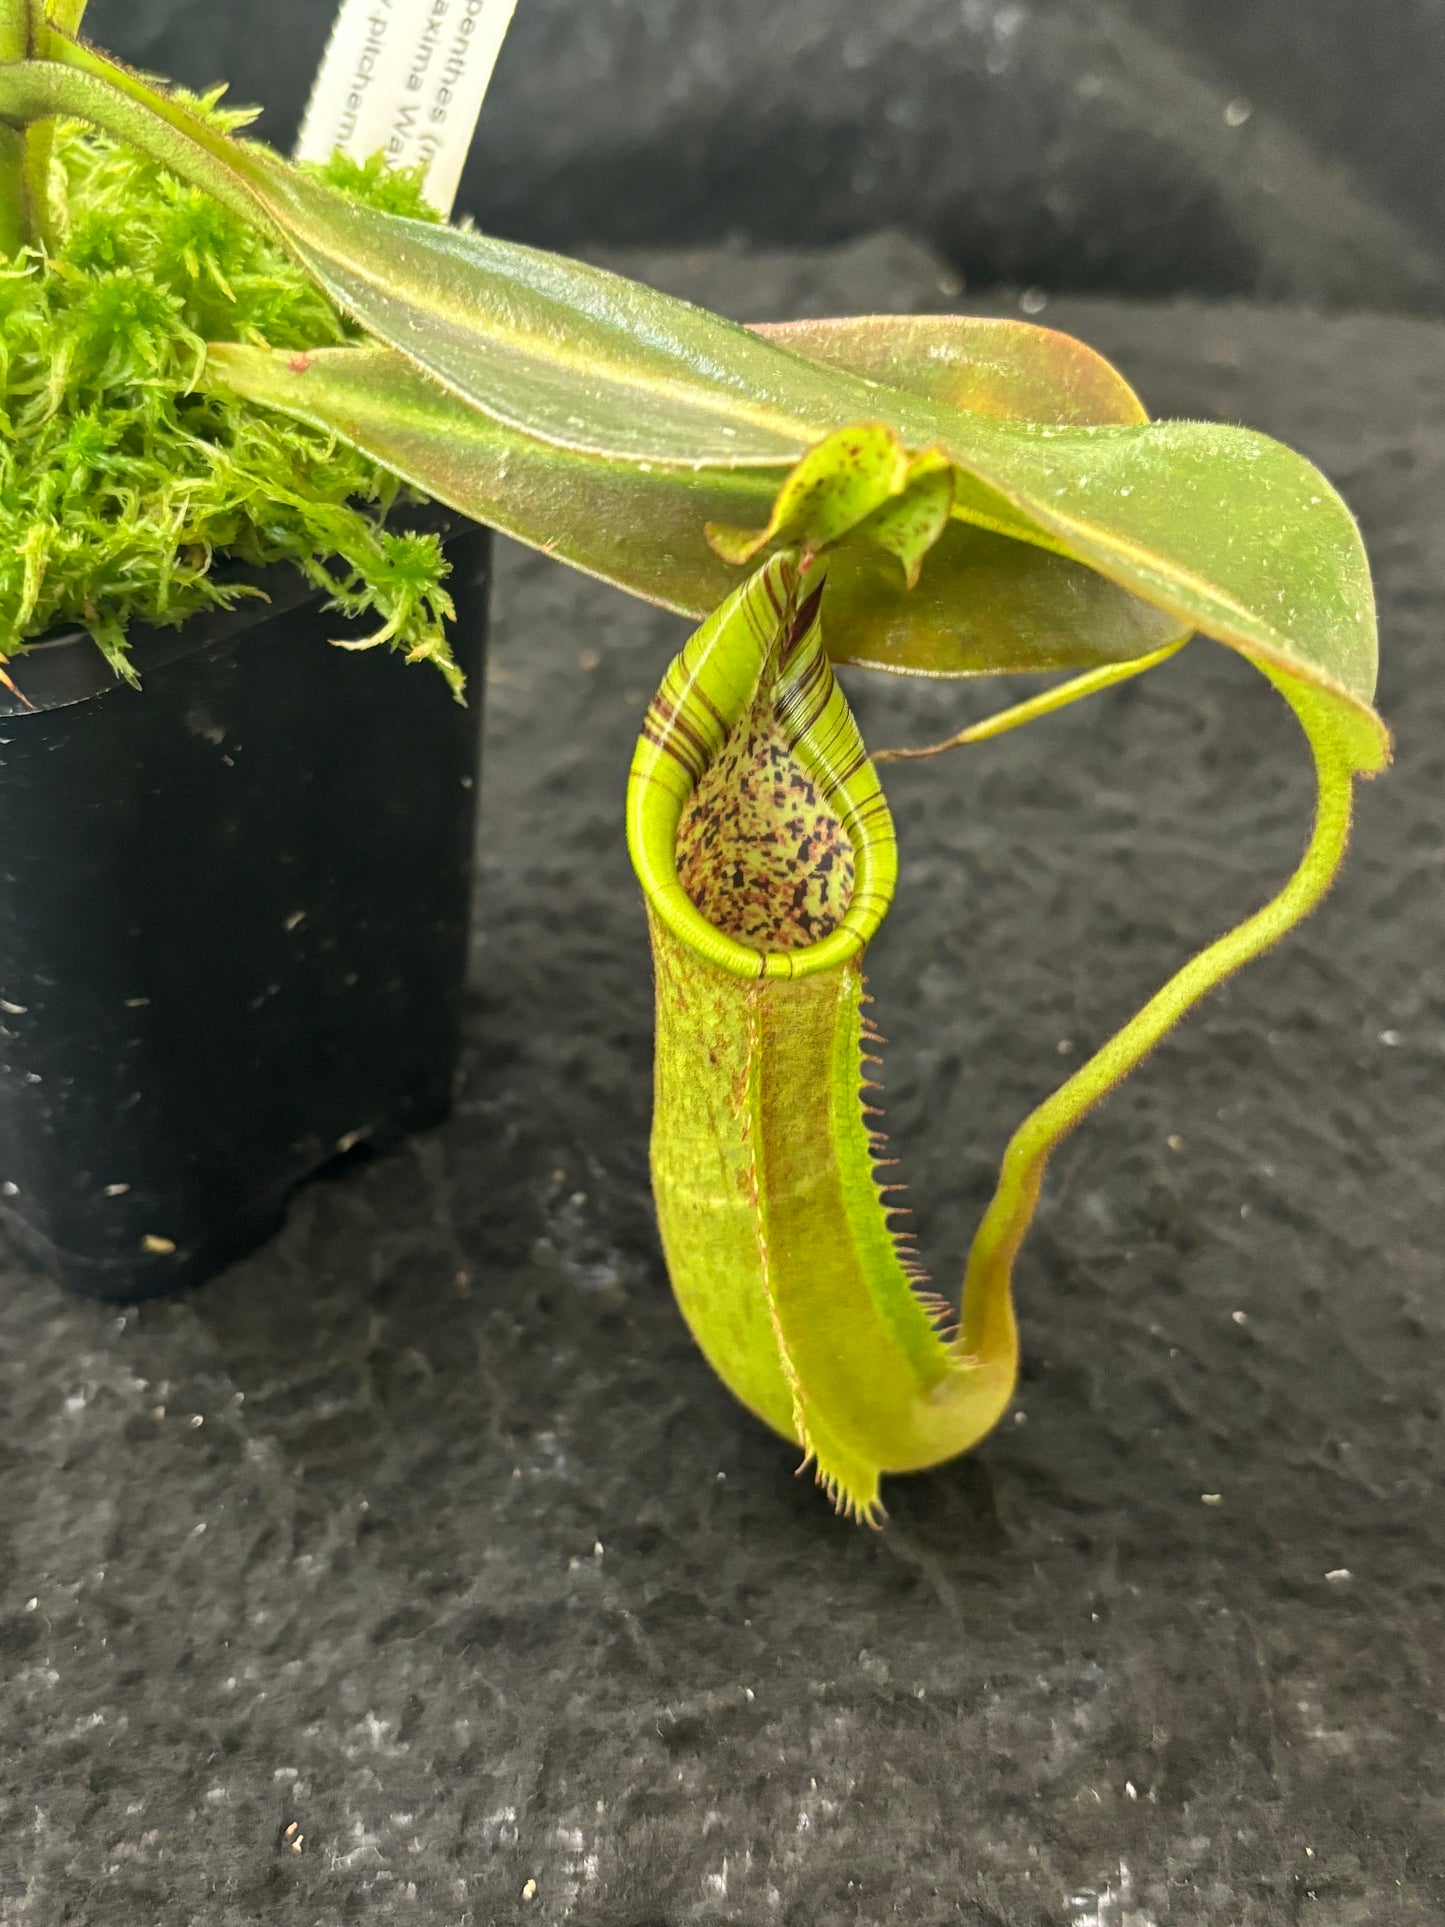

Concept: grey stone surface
[[2, 244, 1444, 1923], [87, 0, 1445, 313]]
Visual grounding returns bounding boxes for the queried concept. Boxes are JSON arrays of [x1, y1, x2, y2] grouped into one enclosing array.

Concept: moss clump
[[0, 99, 459, 690]]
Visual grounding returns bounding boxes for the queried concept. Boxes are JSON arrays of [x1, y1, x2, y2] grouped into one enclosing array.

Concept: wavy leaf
[[0, 38, 1382, 760], [204, 341, 1184, 676]]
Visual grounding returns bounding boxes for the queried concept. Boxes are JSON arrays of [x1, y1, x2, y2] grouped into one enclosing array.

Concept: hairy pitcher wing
[[626, 556, 1018, 1524]]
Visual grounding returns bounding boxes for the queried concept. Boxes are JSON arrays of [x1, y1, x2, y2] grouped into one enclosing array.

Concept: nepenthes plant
[[0, 7, 1387, 1520], [622, 438, 1372, 1522]]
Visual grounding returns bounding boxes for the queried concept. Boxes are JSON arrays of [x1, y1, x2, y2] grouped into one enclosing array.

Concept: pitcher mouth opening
[[627, 556, 898, 981]]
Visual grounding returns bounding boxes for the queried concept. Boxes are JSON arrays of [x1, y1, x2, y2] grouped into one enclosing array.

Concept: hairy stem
[[0, 0, 34, 255], [0, 48, 281, 243], [956, 680, 1356, 1360], [0, 0, 90, 254]]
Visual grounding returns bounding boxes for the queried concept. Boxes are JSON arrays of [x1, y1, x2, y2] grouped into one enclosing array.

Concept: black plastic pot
[[0, 510, 489, 1300]]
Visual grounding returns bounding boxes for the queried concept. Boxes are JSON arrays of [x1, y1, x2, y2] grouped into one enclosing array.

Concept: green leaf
[[203, 341, 768, 611], [752, 314, 1149, 426], [1, 38, 1382, 762], [203, 340, 1185, 678]]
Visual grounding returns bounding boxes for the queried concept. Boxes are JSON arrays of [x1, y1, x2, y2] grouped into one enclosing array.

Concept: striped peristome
[[627, 553, 898, 982]]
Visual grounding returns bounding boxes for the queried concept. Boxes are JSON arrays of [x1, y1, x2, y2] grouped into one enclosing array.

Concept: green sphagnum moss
[[0, 99, 459, 691]]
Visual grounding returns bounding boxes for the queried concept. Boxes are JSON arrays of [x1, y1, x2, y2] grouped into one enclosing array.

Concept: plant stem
[[955, 678, 1356, 1362], [0, 0, 32, 255], [0, 52, 279, 243], [0, 0, 89, 254]]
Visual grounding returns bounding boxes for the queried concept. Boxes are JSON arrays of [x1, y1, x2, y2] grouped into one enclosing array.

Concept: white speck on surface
[[1224, 97, 1253, 127], [521, 1877, 537, 1901], [1201, 1493, 1223, 1506], [1066, 1858, 1156, 1926], [1326, 1568, 1354, 1584], [1379, 1028, 1402, 1046], [1231, 1310, 1248, 1325], [1020, 286, 1048, 315]]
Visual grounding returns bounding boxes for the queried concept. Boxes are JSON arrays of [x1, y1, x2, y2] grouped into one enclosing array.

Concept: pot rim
[[0, 500, 466, 721]]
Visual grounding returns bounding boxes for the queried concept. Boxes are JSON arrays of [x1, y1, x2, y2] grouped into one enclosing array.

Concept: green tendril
[[958, 679, 1355, 1361]]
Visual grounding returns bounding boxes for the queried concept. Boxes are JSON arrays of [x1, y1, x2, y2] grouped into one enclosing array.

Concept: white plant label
[[295, 0, 519, 217]]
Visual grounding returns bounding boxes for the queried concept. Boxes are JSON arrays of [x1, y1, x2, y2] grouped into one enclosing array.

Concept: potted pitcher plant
[[0, 0, 1385, 1518]]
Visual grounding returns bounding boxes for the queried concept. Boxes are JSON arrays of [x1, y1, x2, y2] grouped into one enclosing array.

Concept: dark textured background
[[1, 232, 1442, 1921], [89, 0, 1445, 312]]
